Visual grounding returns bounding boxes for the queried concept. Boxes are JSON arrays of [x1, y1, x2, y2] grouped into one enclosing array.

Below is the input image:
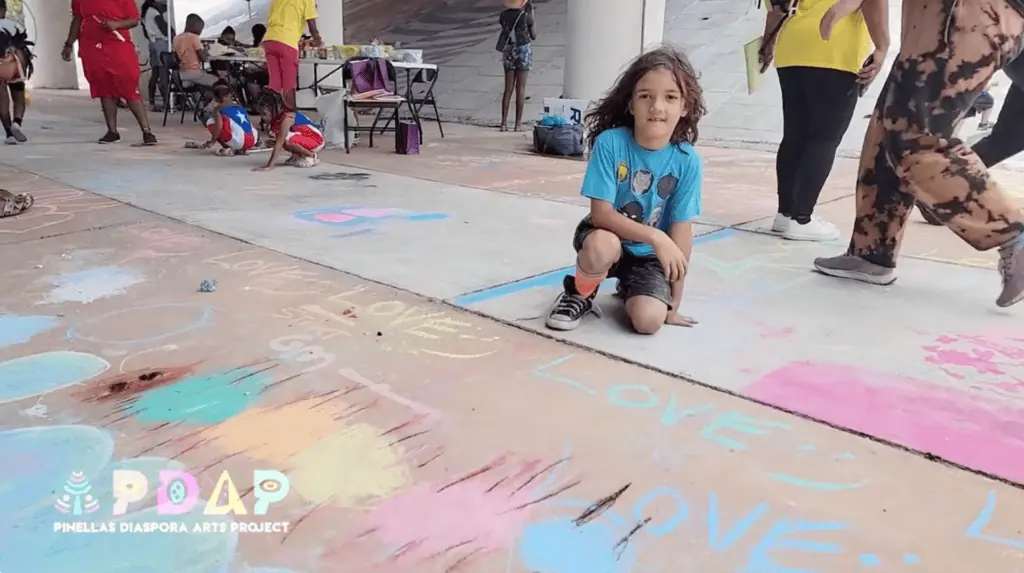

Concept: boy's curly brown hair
[[584, 45, 705, 150]]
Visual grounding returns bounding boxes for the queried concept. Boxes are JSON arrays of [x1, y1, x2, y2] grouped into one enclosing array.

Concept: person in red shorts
[[263, 0, 321, 112], [62, 0, 157, 145], [253, 90, 323, 170]]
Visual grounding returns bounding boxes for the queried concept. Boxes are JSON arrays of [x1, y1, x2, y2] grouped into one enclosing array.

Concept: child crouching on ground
[[545, 46, 706, 334], [199, 82, 259, 156], [252, 90, 324, 171]]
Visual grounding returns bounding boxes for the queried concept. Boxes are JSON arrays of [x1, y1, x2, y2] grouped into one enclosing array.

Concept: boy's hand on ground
[[653, 233, 687, 282], [665, 313, 698, 328]]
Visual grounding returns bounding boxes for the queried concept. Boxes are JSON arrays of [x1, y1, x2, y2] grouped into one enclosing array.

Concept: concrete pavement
[[2, 95, 1024, 571]]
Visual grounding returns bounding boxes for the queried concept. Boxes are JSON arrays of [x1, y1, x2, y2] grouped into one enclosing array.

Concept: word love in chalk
[[112, 469, 290, 516]]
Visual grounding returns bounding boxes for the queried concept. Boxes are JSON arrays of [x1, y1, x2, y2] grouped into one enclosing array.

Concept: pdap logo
[[54, 471, 100, 515], [54, 469, 290, 516]]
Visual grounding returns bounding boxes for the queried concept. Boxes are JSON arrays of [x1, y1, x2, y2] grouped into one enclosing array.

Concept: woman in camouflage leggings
[[814, 0, 1024, 308]]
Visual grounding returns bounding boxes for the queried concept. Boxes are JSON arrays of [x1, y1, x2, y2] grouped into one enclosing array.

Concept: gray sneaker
[[9, 123, 26, 143], [996, 238, 1024, 307], [813, 254, 896, 285]]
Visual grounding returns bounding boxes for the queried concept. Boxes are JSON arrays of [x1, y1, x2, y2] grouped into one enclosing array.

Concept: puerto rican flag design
[[274, 112, 325, 153], [207, 104, 258, 151]]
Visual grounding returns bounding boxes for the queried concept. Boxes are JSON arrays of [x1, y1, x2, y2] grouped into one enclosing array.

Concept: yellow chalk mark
[[418, 348, 498, 359], [200, 398, 344, 465], [289, 424, 412, 508]]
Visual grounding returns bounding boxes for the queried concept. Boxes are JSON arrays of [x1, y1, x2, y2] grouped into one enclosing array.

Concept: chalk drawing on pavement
[[0, 351, 110, 404], [129, 365, 273, 425], [41, 266, 144, 304], [293, 207, 448, 230], [0, 314, 60, 348], [66, 303, 214, 345], [0, 425, 237, 573]]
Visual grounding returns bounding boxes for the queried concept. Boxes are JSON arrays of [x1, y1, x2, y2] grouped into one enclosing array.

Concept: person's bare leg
[[125, 98, 152, 132], [513, 69, 529, 131], [283, 141, 314, 158], [11, 90, 25, 125], [99, 97, 119, 133], [0, 88, 13, 142], [500, 70, 515, 131]]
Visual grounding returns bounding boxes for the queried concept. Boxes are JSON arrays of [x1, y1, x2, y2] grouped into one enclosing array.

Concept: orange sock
[[574, 264, 606, 298]]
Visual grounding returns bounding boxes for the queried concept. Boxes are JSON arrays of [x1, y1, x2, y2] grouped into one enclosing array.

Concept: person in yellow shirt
[[262, 0, 321, 111], [759, 0, 884, 242]]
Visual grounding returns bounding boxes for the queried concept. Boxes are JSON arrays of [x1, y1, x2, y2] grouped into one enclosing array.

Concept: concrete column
[[297, 0, 344, 106], [563, 0, 665, 102], [23, 0, 81, 89], [316, 0, 344, 45]]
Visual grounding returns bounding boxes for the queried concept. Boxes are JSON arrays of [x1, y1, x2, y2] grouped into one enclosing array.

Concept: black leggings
[[972, 84, 1024, 167], [776, 66, 860, 223]]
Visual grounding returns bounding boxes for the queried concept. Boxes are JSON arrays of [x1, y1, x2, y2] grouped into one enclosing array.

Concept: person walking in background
[[758, 0, 884, 241], [0, 0, 31, 144], [62, 0, 157, 145], [814, 0, 1024, 308], [497, 0, 535, 132], [263, 0, 321, 112], [919, 59, 1024, 225], [140, 0, 170, 112]]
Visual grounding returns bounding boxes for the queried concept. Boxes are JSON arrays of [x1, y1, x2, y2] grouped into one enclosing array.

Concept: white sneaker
[[10, 123, 26, 142], [4, 135, 16, 145], [782, 217, 841, 242], [770, 213, 789, 233], [295, 155, 320, 168]]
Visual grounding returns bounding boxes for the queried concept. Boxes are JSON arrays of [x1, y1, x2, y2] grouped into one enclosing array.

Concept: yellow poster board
[[744, 37, 763, 95]]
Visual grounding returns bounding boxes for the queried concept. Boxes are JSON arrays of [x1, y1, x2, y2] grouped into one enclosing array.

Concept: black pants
[[972, 84, 1024, 167], [776, 66, 860, 223], [918, 63, 1024, 225]]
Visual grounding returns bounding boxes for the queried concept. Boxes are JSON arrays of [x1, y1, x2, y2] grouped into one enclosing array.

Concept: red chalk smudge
[[746, 361, 1024, 483]]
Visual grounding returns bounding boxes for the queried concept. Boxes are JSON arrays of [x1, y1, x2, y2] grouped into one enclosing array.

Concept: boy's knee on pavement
[[625, 296, 667, 335], [579, 229, 621, 271]]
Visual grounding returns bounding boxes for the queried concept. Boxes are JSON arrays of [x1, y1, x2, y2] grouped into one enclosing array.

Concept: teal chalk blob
[[0, 351, 109, 404], [519, 518, 635, 573], [129, 366, 270, 425], [0, 315, 59, 349]]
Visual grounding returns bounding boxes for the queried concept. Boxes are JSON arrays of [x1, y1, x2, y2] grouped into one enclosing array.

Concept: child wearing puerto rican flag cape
[[200, 82, 259, 156]]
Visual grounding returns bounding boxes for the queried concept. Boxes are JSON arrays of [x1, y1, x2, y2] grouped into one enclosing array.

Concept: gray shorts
[[572, 217, 673, 308], [180, 70, 219, 87]]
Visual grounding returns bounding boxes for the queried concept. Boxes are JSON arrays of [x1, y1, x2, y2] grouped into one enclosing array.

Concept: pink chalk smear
[[314, 213, 355, 223], [746, 362, 1024, 483], [366, 461, 543, 560]]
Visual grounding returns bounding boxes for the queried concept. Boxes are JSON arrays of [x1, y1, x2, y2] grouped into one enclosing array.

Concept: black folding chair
[[160, 52, 206, 126], [341, 58, 422, 153], [382, 67, 443, 138]]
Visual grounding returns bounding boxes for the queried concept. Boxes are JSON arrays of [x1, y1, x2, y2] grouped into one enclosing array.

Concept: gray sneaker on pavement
[[813, 254, 896, 285], [997, 236, 1024, 307], [10, 123, 26, 143]]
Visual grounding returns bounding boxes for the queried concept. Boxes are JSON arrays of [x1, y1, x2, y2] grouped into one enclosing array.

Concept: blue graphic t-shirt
[[580, 127, 703, 257]]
